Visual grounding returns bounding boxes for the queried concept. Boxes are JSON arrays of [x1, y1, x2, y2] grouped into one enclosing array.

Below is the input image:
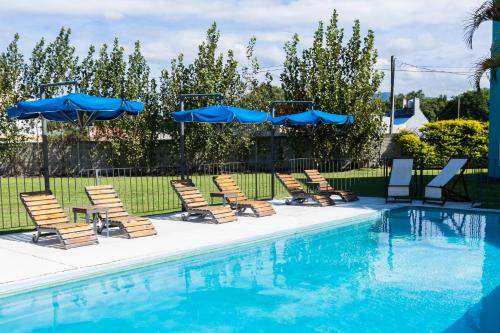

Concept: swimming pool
[[1, 206, 499, 332]]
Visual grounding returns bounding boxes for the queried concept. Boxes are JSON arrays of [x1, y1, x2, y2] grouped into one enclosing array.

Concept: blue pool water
[[1, 207, 500, 332]]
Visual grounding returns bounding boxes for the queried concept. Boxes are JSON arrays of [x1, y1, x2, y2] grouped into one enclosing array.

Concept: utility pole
[[457, 97, 461, 119], [389, 55, 396, 134]]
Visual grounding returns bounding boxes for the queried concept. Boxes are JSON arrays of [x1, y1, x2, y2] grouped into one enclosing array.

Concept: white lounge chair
[[423, 158, 470, 205], [386, 159, 413, 203]]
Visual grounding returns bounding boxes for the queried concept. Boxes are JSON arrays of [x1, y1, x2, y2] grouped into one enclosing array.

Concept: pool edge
[[0, 210, 384, 299]]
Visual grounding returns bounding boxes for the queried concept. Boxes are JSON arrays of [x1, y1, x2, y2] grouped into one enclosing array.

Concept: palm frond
[[464, 0, 500, 49], [472, 55, 500, 91]]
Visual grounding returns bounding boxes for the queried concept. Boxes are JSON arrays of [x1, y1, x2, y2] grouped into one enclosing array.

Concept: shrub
[[396, 130, 438, 166], [395, 120, 488, 166]]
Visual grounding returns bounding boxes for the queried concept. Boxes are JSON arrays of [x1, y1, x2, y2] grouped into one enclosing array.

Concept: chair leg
[[32, 230, 41, 243]]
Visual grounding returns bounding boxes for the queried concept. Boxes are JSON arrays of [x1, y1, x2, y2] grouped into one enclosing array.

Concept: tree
[[77, 45, 96, 93], [439, 89, 490, 121], [396, 120, 488, 166], [0, 34, 25, 166], [161, 23, 259, 165], [421, 95, 448, 121], [43, 27, 78, 96], [280, 11, 384, 160], [464, 0, 500, 89]]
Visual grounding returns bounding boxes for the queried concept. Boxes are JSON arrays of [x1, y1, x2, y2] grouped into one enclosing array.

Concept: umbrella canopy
[[270, 109, 354, 126], [172, 105, 271, 124], [7, 93, 144, 127]]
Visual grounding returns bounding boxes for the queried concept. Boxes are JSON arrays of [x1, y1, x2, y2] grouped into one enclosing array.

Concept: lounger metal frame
[[423, 159, 470, 206]]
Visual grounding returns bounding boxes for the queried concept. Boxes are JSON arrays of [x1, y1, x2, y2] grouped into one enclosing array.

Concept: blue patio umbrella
[[7, 92, 145, 191], [171, 104, 271, 178], [7, 93, 144, 127], [270, 109, 354, 126], [171, 105, 271, 124]]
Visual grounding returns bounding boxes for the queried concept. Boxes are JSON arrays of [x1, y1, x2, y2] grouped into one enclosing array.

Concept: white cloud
[[0, 0, 481, 29], [387, 38, 416, 52], [0, 0, 492, 96]]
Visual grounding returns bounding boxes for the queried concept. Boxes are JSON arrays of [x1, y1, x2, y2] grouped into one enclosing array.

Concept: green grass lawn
[[1, 167, 498, 233]]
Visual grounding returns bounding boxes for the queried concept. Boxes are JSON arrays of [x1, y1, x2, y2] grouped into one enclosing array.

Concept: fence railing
[[0, 158, 495, 233]]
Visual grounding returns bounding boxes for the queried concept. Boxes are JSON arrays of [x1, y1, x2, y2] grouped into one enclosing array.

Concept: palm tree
[[464, 0, 500, 90], [472, 52, 500, 90]]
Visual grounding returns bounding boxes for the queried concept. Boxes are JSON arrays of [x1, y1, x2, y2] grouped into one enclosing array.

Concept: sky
[[0, 0, 493, 97]]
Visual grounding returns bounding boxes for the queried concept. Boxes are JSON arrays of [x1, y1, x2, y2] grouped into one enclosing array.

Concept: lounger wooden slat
[[171, 179, 238, 223], [275, 173, 334, 206], [27, 204, 62, 211], [59, 230, 96, 240], [63, 235, 98, 246], [85, 185, 114, 191], [85, 189, 116, 194], [36, 218, 70, 225], [303, 169, 359, 202], [128, 229, 158, 238], [58, 225, 94, 234], [19, 191, 98, 249], [212, 175, 276, 217], [31, 208, 65, 216], [85, 185, 157, 239], [91, 198, 123, 205], [88, 193, 120, 200]]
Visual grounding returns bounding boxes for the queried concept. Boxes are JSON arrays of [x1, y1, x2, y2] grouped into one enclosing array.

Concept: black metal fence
[[0, 157, 493, 233]]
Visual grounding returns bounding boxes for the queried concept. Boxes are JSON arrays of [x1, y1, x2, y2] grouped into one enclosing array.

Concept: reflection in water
[[1, 208, 500, 332], [374, 208, 486, 243]]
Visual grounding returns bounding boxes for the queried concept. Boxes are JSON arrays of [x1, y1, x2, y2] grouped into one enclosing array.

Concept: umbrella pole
[[270, 106, 276, 199], [180, 100, 186, 179], [41, 118, 50, 192]]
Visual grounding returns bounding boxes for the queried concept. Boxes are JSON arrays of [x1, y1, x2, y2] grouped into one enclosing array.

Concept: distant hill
[[373, 92, 391, 102]]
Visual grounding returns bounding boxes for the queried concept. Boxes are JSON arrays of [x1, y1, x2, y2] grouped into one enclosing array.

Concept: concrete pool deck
[[0, 197, 484, 295]]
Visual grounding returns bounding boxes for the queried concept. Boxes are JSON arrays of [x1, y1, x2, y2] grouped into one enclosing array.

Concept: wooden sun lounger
[[275, 173, 334, 206], [85, 185, 157, 238], [213, 175, 276, 217], [20, 191, 98, 249], [171, 179, 238, 223], [303, 169, 359, 202]]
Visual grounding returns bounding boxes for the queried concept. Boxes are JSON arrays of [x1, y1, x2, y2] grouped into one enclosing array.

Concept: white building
[[383, 98, 429, 134]]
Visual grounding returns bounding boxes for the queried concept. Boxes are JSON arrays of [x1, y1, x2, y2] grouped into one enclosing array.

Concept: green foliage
[[160, 24, 271, 165], [0, 33, 25, 167], [396, 120, 488, 166], [421, 95, 448, 121], [439, 89, 490, 121], [280, 11, 385, 160], [396, 130, 438, 166], [389, 88, 489, 121], [1, 19, 385, 168]]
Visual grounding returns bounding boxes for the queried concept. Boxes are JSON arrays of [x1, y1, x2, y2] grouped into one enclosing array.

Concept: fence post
[[384, 158, 388, 198], [270, 107, 276, 199], [41, 118, 51, 192], [419, 159, 424, 200], [95, 168, 100, 186], [254, 142, 258, 200]]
